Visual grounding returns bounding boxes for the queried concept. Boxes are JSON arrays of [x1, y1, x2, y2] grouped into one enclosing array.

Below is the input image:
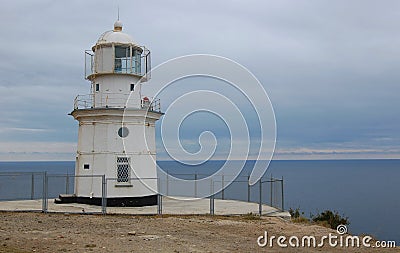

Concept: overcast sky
[[0, 0, 399, 161]]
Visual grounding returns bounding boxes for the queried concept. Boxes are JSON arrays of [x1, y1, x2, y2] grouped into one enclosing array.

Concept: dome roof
[[93, 20, 140, 49]]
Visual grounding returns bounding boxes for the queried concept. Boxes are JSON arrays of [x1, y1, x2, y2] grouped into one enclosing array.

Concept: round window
[[118, 127, 129, 138]]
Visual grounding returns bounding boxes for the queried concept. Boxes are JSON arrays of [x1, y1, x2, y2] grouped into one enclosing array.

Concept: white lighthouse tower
[[62, 20, 162, 206]]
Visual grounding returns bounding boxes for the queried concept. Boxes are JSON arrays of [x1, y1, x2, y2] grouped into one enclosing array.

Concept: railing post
[[259, 179, 262, 216], [210, 179, 214, 215], [101, 175, 107, 215], [84, 50, 87, 78], [31, 173, 35, 200], [221, 175, 225, 200], [281, 176, 284, 210], [42, 172, 48, 213]]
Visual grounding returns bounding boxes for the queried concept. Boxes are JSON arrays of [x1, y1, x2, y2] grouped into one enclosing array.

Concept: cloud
[[0, 127, 53, 133], [0, 142, 76, 153], [273, 147, 400, 160], [0, 0, 399, 160], [0, 142, 76, 161]]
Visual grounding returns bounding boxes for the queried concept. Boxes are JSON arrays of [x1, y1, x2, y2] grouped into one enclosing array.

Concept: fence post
[[101, 175, 107, 215], [221, 175, 225, 200], [157, 194, 162, 215], [281, 176, 284, 210], [166, 171, 169, 196], [270, 176, 273, 207], [157, 177, 162, 215], [210, 179, 214, 215], [42, 172, 48, 213], [194, 173, 198, 198], [31, 173, 35, 200], [247, 174, 251, 202], [259, 179, 262, 216], [66, 174, 70, 194]]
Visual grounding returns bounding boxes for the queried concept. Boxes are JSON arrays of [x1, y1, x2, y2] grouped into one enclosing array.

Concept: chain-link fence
[[0, 172, 47, 212], [0, 172, 284, 216]]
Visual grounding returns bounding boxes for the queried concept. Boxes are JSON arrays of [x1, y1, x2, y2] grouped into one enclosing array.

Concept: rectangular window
[[130, 83, 135, 91], [133, 49, 142, 74], [115, 46, 131, 73], [83, 164, 90, 170], [116, 157, 131, 183], [95, 83, 100, 92]]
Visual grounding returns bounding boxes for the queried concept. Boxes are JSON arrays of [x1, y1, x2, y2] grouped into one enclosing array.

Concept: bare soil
[[0, 212, 397, 252]]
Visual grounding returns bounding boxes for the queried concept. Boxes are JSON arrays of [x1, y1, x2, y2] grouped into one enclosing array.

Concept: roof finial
[[114, 6, 123, 32]]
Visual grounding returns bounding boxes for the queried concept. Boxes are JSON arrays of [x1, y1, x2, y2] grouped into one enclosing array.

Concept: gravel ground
[[0, 212, 398, 252]]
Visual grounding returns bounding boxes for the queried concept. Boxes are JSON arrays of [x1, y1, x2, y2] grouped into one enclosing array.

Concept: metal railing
[[141, 97, 161, 113], [74, 94, 93, 109], [84, 46, 151, 81], [0, 172, 284, 216], [158, 173, 284, 211], [73, 93, 161, 113]]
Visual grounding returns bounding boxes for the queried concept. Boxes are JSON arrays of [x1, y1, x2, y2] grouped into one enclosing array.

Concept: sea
[[0, 159, 398, 244]]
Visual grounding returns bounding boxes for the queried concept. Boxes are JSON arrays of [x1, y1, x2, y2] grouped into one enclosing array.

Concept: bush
[[312, 210, 349, 229], [289, 207, 302, 218], [289, 207, 309, 223], [242, 212, 261, 220]]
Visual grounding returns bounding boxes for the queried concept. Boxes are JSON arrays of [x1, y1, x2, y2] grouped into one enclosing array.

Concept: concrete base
[[54, 194, 157, 207], [0, 197, 291, 218]]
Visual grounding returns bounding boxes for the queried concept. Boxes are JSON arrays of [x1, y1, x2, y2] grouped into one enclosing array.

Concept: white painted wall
[[94, 46, 113, 73], [73, 109, 161, 198], [92, 74, 142, 109]]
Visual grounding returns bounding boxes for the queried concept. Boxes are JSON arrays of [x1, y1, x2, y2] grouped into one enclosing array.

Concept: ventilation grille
[[117, 157, 130, 183]]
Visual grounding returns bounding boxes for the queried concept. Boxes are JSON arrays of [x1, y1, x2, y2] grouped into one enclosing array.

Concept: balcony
[[74, 93, 161, 113]]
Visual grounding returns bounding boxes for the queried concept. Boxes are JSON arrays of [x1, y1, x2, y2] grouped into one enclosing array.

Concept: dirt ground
[[0, 212, 397, 253]]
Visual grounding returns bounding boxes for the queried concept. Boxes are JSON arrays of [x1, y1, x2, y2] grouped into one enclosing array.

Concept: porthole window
[[118, 127, 129, 138]]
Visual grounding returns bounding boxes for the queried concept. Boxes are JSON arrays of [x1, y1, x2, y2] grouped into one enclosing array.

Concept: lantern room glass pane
[[133, 49, 142, 75], [114, 46, 142, 75], [115, 46, 131, 73]]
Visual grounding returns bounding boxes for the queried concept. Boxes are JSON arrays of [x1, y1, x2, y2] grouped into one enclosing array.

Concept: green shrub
[[312, 210, 349, 229], [292, 216, 310, 224], [242, 212, 261, 220], [289, 207, 309, 223]]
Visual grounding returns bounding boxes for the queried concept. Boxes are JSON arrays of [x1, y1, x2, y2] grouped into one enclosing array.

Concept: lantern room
[[85, 20, 151, 81]]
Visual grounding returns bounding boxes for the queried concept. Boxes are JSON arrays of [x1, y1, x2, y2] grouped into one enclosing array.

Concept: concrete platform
[[0, 197, 290, 218]]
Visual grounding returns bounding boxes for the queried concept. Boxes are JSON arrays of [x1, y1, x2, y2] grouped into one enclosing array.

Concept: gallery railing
[[73, 93, 161, 113]]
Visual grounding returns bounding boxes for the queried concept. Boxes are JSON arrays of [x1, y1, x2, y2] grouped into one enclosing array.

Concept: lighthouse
[[62, 20, 162, 206]]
